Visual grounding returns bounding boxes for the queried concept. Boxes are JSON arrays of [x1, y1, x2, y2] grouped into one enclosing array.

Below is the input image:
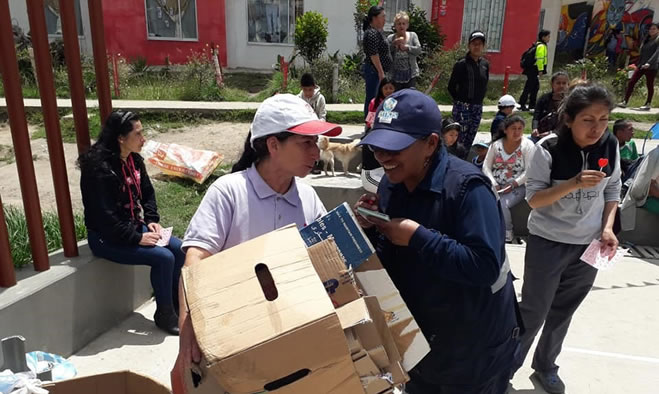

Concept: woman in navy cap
[[354, 89, 521, 393]]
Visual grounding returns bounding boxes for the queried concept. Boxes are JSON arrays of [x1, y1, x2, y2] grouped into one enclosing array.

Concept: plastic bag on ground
[[0, 370, 46, 394], [142, 140, 223, 184]]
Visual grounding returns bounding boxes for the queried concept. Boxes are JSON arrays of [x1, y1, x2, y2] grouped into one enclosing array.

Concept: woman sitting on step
[[78, 111, 184, 336]]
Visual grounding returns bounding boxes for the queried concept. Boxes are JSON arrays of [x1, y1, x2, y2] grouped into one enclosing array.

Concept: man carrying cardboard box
[[355, 89, 522, 393]]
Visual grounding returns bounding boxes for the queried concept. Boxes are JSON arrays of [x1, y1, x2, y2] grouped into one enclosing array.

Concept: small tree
[[406, 5, 444, 57], [294, 11, 329, 65]]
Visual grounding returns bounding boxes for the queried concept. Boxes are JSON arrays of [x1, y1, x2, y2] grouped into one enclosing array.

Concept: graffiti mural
[[587, 0, 655, 60], [556, 2, 594, 61]]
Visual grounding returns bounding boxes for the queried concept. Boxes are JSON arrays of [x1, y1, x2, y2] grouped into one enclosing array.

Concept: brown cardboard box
[[355, 255, 431, 371], [336, 297, 402, 371], [181, 226, 363, 394], [353, 354, 380, 376], [45, 371, 170, 394], [307, 238, 361, 307], [336, 296, 409, 390]]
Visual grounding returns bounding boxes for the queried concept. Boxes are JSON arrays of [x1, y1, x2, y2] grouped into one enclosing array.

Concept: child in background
[[362, 78, 395, 193], [298, 73, 327, 121], [491, 95, 517, 137], [472, 140, 490, 169], [442, 118, 468, 160], [365, 78, 395, 129]]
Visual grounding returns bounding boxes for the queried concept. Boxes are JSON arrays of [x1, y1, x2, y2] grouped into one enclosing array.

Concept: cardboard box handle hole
[[255, 263, 279, 301], [264, 369, 311, 391]]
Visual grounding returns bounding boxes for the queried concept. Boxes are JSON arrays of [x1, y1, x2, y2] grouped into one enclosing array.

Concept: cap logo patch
[[378, 98, 399, 124]]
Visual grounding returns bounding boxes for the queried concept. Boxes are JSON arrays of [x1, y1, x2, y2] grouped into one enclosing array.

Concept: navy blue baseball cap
[[359, 89, 442, 152]]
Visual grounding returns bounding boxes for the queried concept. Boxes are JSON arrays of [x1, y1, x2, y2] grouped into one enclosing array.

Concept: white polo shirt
[[182, 165, 326, 254]]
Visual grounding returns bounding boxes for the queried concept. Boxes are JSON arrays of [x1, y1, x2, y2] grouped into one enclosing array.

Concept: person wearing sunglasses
[[354, 89, 521, 393], [78, 111, 185, 336]]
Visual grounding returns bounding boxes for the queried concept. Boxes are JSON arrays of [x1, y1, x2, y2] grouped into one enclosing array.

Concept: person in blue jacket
[[354, 89, 522, 393]]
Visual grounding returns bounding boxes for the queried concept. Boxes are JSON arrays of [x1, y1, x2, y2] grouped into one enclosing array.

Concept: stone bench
[[0, 242, 152, 359]]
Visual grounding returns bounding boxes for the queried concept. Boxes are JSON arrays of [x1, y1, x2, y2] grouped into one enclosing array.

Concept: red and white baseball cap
[[250, 94, 342, 144]]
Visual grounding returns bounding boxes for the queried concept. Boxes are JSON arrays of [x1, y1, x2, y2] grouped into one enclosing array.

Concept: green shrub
[[180, 51, 217, 101], [294, 11, 329, 65], [402, 4, 445, 71], [16, 48, 35, 85], [4, 205, 87, 268], [49, 39, 66, 68], [423, 43, 468, 103], [341, 51, 365, 78], [565, 56, 608, 82], [129, 56, 151, 75]]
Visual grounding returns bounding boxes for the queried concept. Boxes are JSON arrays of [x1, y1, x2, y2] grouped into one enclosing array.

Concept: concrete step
[[0, 243, 153, 359]]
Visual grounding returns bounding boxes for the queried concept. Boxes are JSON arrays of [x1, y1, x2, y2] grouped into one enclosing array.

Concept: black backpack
[[520, 43, 537, 70]]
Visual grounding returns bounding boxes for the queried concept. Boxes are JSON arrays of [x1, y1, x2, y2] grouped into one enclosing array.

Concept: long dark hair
[[557, 83, 615, 139], [363, 6, 385, 32], [77, 111, 140, 171], [492, 114, 525, 142], [373, 77, 394, 108], [231, 131, 295, 173]]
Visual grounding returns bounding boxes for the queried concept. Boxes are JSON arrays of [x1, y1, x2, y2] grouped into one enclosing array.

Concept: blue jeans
[[88, 225, 185, 312], [363, 63, 380, 117]]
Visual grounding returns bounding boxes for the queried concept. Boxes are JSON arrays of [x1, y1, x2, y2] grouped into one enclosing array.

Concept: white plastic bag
[[141, 140, 223, 184], [0, 370, 47, 394]]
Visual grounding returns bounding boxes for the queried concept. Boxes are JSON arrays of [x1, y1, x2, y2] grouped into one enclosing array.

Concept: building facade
[[9, 0, 605, 76]]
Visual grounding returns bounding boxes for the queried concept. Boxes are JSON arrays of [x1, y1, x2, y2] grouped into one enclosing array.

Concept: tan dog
[[318, 136, 362, 176]]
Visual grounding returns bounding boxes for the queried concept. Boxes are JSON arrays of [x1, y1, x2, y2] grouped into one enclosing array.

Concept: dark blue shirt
[[491, 111, 507, 137], [373, 147, 520, 385]]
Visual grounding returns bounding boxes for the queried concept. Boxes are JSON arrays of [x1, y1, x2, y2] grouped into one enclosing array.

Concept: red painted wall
[[102, 0, 227, 66], [433, 0, 542, 74]]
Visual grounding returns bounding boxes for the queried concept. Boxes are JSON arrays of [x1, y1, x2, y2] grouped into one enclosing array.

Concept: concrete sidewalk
[[67, 245, 659, 393], [2, 97, 658, 115]]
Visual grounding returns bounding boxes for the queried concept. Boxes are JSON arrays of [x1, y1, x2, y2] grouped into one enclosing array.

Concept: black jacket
[[532, 92, 563, 130], [447, 54, 489, 105], [80, 152, 159, 245], [638, 35, 659, 70]]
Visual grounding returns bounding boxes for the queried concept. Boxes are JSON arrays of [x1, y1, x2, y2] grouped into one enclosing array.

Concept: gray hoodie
[[297, 87, 326, 121], [525, 132, 621, 245]]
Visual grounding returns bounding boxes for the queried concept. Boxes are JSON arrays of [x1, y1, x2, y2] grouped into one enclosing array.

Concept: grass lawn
[[152, 164, 233, 238]]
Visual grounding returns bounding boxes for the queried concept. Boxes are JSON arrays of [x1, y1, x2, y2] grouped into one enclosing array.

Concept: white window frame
[[144, 0, 199, 42], [384, 0, 410, 25], [45, 0, 85, 38], [461, 0, 507, 53], [246, 0, 303, 47]]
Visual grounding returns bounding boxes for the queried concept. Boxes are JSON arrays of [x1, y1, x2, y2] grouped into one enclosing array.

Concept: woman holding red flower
[[512, 83, 621, 393]]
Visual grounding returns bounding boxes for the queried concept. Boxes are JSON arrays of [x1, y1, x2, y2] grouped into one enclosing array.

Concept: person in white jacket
[[620, 146, 659, 231], [483, 114, 535, 242], [298, 73, 327, 121]]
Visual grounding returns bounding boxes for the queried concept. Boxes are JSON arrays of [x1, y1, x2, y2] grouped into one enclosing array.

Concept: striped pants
[[452, 101, 483, 152]]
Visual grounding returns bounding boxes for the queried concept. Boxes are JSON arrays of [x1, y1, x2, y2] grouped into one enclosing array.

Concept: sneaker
[[638, 104, 651, 111], [617, 101, 627, 108], [519, 106, 529, 112], [531, 371, 565, 394]]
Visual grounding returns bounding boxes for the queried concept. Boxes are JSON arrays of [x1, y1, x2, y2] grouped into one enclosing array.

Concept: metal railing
[[0, 0, 112, 288]]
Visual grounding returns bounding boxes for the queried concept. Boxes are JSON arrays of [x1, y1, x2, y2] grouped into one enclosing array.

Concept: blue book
[[299, 202, 375, 269]]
